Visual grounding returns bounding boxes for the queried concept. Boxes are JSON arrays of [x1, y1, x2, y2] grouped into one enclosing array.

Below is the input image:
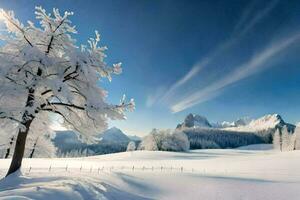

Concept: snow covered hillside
[[54, 127, 132, 157], [1, 146, 300, 200]]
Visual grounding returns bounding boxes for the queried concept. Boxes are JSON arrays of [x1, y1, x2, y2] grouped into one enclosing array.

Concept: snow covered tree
[[272, 128, 281, 151], [281, 125, 296, 151], [161, 131, 190, 152], [281, 126, 290, 151], [138, 132, 159, 151], [138, 129, 190, 152], [289, 133, 297, 151], [126, 141, 136, 151], [181, 127, 263, 149], [27, 135, 57, 158], [4, 136, 15, 158], [294, 126, 300, 150], [25, 114, 57, 158], [0, 7, 134, 176], [0, 121, 18, 158]]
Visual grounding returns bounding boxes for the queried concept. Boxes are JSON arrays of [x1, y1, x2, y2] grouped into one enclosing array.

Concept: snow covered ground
[[1, 145, 300, 200]]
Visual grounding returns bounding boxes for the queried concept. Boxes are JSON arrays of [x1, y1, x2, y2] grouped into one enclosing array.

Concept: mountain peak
[[223, 113, 295, 133], [97, 127, 130, 143], [248, 114, 284, 129], [177, 113, 211, 129], [109, 126, 121, 131]]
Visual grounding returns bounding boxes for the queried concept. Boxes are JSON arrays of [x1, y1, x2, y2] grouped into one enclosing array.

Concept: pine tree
[[281, 127, 288, 151], [273, 128, 281, 151]]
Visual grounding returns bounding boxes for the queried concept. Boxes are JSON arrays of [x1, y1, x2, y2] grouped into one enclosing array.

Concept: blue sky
[[1, 0, 300, 136]]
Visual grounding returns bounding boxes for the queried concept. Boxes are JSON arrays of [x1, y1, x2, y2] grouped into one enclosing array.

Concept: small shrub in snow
[[161, 131, 190, 152], [138, 129, 189, 152], [126, 141, 136, 151], [138, 132, 159, 151]]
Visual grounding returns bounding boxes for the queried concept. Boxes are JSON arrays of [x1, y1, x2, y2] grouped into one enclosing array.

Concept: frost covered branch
[[0, 6, 134, 158]]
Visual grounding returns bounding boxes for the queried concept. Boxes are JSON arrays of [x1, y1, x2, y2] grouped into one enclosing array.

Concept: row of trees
[[57, 148, 94, 158], [273, 126, 300, 151], [181, 127, 264, 149]]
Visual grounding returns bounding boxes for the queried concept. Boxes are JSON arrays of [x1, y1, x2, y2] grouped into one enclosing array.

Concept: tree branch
[[0, 112, 22, 124], [50, 102, 85, 110], [41, 89, 52, 96], [40, 108, 82, 133], [2, 12, 33, 47], [45, 18, 66, 54]]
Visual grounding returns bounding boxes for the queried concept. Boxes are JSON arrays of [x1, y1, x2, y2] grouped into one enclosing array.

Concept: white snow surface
[[1, 146, 300, 200]]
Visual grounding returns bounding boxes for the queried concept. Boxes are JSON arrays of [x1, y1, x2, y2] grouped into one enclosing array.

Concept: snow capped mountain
[[54, 127, 130, 146], [224, 114, 294, 132], [177, 113, 212, 129], [247, 114, 284, 130], [211, 118, 250, 128], [220, 121, 235, 128], [128, 135, 141, 141], [53, 127, 131, 156], [234, 118, 251, 127], [177, 113, 295, 144], [177, 114, 254, 129], [177, 113, 295, 133], [96, 127, 130, 143]]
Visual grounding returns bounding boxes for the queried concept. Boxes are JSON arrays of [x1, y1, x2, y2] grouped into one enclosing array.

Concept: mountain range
[[177, 113, 295, 132], [53, 113, 296, 155], [53, 127, 140, 156]]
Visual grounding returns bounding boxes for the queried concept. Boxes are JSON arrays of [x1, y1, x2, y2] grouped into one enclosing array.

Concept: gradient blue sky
[[1, 0, 300, 136]]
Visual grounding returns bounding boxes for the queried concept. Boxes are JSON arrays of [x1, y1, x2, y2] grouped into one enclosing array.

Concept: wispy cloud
[[159, 58, 208, 104], [156, 0, 280, 106], [237, 0, 280, 36], [171, 32, 300, 113], [146, 86, 167, 107], [232, 0, 257, 35]]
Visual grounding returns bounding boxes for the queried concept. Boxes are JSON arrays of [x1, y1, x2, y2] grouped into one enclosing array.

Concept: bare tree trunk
[[6, 120, 32, 177], [4, 136, 15, 159], [6, 69, 41, 177], [29, 137, 39, 158]]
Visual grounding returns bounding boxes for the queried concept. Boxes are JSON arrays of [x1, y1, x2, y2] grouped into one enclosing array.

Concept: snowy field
[[1, 144, 300, 200]]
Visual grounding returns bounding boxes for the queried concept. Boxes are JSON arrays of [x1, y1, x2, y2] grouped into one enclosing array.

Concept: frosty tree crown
[[0, 6, 134, 176]]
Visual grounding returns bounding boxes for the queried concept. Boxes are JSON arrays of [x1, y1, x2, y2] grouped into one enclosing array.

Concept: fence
[[23, 165, 189, 174], [16, 164, 300, 180]]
